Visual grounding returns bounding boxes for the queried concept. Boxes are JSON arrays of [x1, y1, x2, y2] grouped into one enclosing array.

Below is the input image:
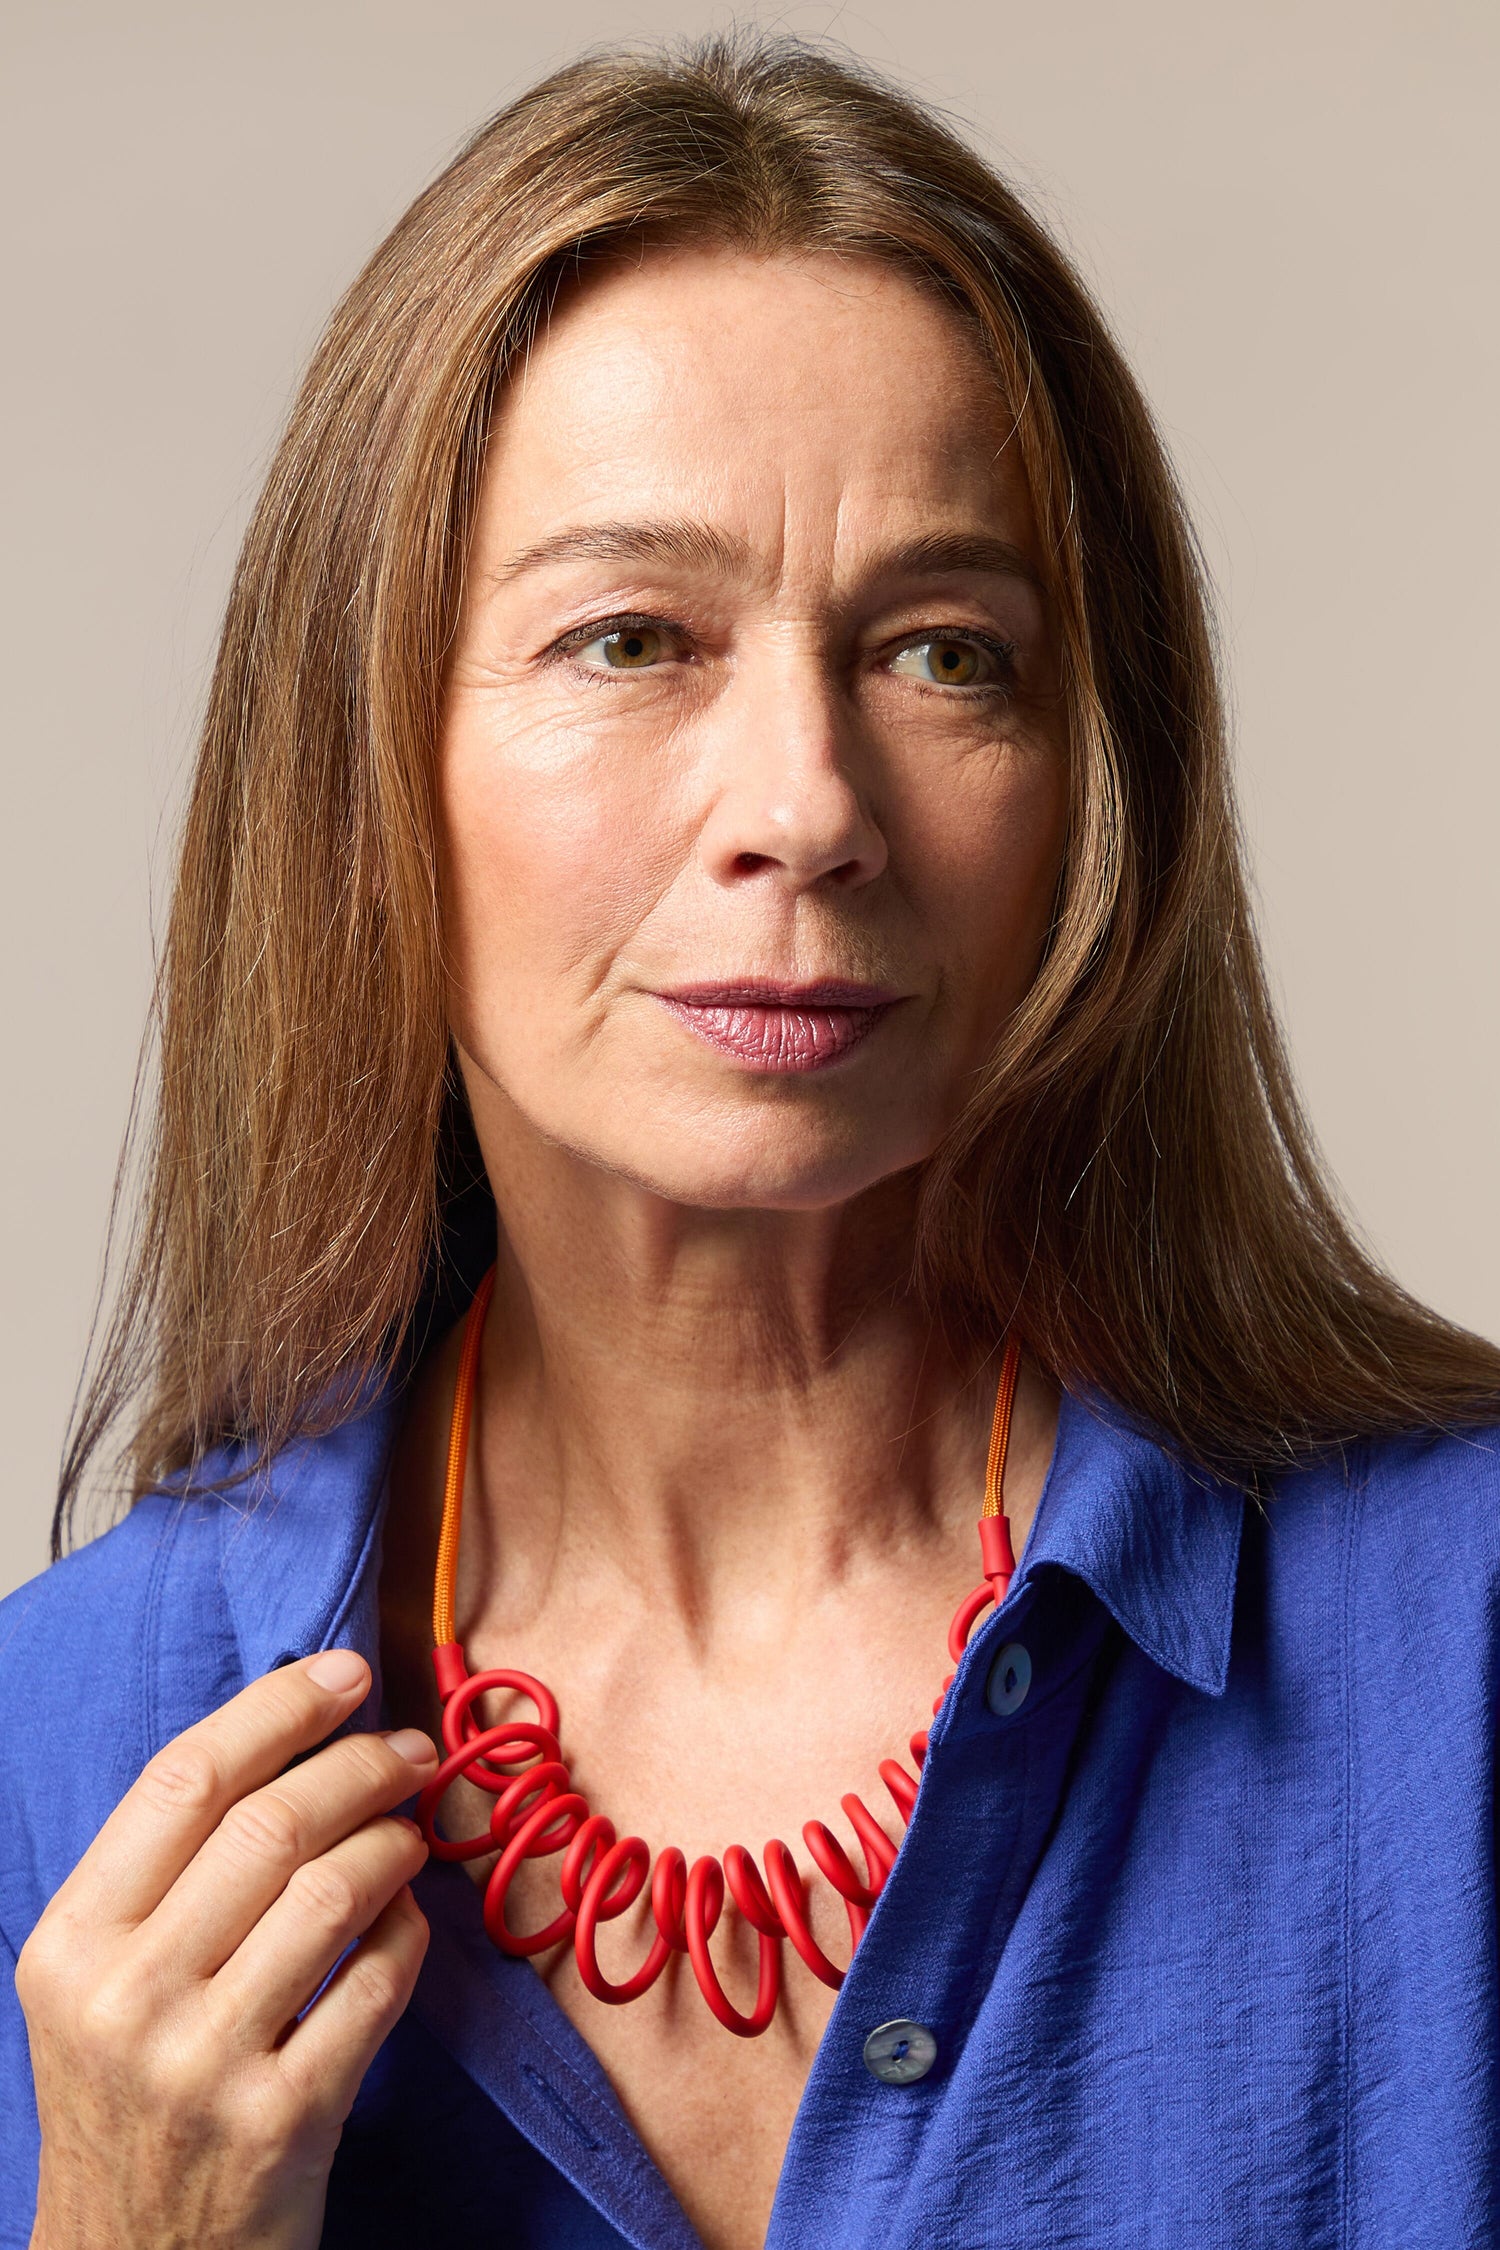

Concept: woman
[[4, 33, 1498, 2250]]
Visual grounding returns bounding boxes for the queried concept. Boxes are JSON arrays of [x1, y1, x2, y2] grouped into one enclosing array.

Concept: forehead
[[479, 246, 1033, 563]]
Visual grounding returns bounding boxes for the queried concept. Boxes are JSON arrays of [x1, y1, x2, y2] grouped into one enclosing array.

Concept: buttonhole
[[520, 2062, 603, 2150]]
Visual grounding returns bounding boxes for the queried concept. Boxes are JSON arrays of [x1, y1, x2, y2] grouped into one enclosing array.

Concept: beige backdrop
[[3, 0, 1495, 1599]]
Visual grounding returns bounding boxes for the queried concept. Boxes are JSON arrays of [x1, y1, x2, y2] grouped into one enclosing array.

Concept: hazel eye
[[889, 637, 996, 687], [577, 625, 665, 670]]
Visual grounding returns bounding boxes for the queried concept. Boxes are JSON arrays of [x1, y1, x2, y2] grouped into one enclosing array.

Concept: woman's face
[[438, 246, 1068, 1210]]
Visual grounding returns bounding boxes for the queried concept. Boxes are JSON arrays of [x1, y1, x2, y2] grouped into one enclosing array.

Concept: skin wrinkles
[[487, 519, 1045, 602], [381, 243, 1071, 2250]]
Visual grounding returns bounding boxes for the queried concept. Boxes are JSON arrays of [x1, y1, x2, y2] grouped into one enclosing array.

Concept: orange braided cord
[[981, 1334, 1022, 1519], [432, 1266, 497, 1650]]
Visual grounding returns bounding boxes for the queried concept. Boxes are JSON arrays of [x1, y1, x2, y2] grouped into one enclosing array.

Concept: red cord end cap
[[432, 1642, 469, 1701], [978, 1514, 1016, 1587]]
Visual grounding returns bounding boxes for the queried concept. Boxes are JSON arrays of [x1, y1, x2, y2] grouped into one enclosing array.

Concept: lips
[[656, 981, 901, 1073]]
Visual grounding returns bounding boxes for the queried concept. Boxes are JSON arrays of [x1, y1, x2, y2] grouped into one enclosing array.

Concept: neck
[[451, 1109, 1051, 1651]]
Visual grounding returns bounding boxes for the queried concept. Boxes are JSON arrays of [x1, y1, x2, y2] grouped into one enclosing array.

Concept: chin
[[586, 1110, 939, 1212]]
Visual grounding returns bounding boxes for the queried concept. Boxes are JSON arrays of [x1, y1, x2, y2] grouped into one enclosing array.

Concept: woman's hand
[[16, 1649, 438, 2250]]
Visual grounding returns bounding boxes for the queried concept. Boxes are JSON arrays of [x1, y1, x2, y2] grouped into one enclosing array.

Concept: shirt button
[[862, 2018, 938, 2085], [986, 1640, 1032, 1716]]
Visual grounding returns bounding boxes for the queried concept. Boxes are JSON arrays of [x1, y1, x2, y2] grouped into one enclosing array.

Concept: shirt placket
[[765, 1572, 1109, 2248]]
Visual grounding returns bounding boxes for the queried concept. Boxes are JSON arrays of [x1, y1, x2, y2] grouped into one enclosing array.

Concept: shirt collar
[[1010, 1386, 1246, 1696], [207, 1390, 402, 1729], [196, 1369, 1245, 1711]]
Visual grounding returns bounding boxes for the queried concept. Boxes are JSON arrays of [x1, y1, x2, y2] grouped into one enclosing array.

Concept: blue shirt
[[3, 1378, 1499, 2246]]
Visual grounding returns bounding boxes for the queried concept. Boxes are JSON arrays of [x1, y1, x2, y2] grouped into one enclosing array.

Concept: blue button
[[862, 2018, 938, 2084], [986, 1640, 1032, 1715]]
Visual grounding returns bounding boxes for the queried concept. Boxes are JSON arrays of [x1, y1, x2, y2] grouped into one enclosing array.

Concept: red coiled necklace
[[416, 1266, 1021, 2038]]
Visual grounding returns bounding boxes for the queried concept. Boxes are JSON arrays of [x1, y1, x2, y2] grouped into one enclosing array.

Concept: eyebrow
[[878, 529, 1044, 591], [488, 518, 1044, 593], [490, 518, 750, 585]]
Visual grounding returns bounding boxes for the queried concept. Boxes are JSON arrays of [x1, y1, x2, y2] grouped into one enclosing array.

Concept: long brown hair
[[58, 31, 1500, 1551]]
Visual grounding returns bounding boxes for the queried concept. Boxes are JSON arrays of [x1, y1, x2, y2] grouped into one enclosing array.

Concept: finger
[[275, 1886, 430, 2123], [206, 1814, 428, 2051], [51, 1650, 375, 1931], [140, 1727, 437, 1981]]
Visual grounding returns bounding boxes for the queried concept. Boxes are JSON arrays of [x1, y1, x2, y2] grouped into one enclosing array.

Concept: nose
[[696, 649, 889, 895]]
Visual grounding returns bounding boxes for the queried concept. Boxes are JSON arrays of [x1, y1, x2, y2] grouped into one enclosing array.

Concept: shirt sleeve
[[0, 1916, 40, 2246]]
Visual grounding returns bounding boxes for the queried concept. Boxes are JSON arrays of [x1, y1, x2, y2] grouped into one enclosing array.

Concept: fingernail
[[308, 1649, 368, 1693], [385, 1727, 438, 1765]]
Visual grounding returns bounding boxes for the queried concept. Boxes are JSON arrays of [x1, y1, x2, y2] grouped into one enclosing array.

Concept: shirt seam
[[406, 1976, 698, 2250], [413, 1967, 667, 2179], [142, 1497, 189, 1761], [1339, 1442, 1364, 2249], [221, 1500, 250, 1695], [318, 1485, 387, 1652]]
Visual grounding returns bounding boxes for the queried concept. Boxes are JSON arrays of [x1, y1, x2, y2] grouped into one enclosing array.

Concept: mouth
[[654, 980, 903, 1073]]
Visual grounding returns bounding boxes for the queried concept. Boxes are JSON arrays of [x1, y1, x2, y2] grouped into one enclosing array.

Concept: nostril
[[732, 851, 773, 874]]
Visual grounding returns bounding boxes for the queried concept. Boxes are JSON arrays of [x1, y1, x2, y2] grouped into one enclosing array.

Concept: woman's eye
[[574, 624, 666, 670], [888, 636, 1004, 688]]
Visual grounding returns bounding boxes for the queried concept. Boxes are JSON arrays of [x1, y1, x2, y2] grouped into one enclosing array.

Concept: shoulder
[[1266, 1418, 1500, 1575], [0, 1493, 245, 1947], [1260, 1421, 1500, 1731], [0, 1395, 396, 1949], [0, 1485, 234, 1696], [0, 1489, 234, 1744], [1354, 1421, 1500, 1677], [1358, 1417, 1500, 1513]]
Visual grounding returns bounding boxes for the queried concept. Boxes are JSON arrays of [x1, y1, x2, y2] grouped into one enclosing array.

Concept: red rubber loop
[[489, 1761, 576, 1851], [723, 1844, 785, 1938], [684, 1855, 782, 2037], [879, 1758, 920, 1821], [651, 1847, 691, 1952], [574, 1836, 673, 2003], [483, 1789, 589, 1954], [801, 1822, 875, 1948], [561, 1813, 654, 1917], [450, 1720, 561, 1801], [417, 1724, 562, 1859], [441, 1665, 560, 1774], [841, 1793, 898, 1885], [763, 1839, 846, 1989]]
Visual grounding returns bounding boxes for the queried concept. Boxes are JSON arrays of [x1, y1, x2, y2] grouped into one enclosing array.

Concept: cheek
[[435, 696, 687, 1041], [910, 744, 1067, 1021]]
